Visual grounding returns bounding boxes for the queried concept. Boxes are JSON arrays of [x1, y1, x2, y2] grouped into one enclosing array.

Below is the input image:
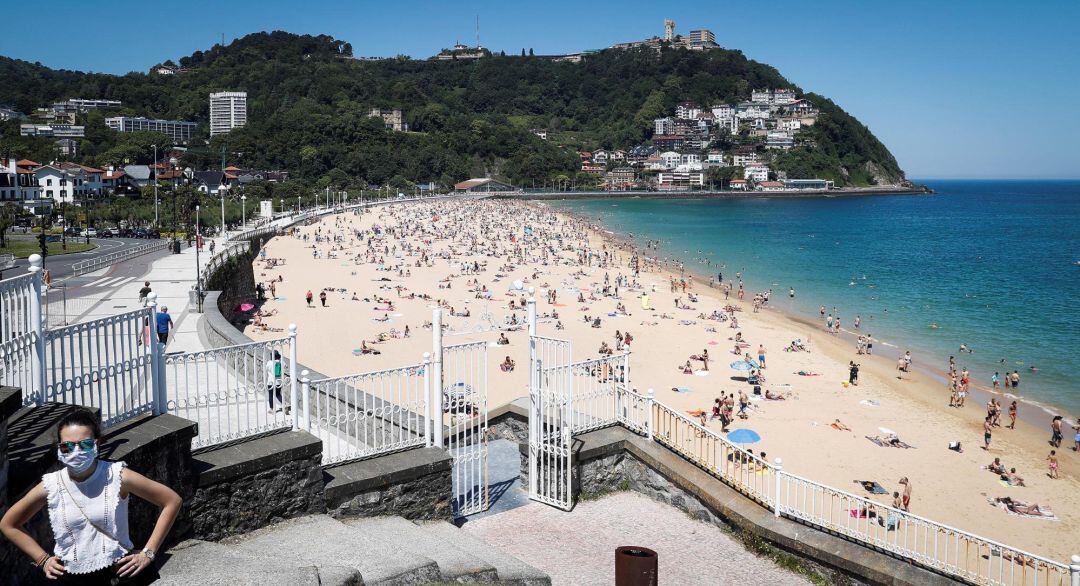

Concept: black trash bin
[[615, 546, 657, 586]]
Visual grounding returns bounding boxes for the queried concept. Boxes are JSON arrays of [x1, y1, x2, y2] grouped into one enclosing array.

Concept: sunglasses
[[57, 439, 96, 453]]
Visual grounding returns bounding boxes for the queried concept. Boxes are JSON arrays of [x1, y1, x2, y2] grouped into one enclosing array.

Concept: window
[[46, 178, 53, 186]]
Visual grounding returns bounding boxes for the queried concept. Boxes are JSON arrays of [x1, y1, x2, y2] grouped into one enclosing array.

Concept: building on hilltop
[[434, 43, 487, 60], [453, 178, 518, 194], [51, 99, 121, 114], [369, 109, 406, 132], [766, 130, 794, 150], [20, 124, 85, 139], [685, 29, 719, 50], [675, 102, 700, 119], [105, 116, 196, 143], [209, 91, 248, 136]]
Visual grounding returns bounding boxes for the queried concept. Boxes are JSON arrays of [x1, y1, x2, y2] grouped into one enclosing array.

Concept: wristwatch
[[141, 548, 156, 561]]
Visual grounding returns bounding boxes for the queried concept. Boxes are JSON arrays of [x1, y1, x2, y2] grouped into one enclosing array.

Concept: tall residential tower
[[209, 91, 247, 136]]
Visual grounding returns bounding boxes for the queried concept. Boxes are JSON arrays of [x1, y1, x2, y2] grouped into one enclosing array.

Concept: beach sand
[[246, 199, 1078, 562]]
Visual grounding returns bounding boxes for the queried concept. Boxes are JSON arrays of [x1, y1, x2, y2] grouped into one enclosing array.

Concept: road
[[2, 238, 168, 281]]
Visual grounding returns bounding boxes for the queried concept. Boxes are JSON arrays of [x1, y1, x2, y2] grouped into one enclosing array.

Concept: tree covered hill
[[0, 31, 905, 188]]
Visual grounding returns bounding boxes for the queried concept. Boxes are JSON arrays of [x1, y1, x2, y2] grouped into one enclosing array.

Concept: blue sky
[[2, 0, 1078, 179]]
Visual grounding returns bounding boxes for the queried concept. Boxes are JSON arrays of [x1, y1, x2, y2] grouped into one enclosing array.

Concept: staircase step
[[417, 522, 551, 586], [342, 516, 499, 583], [157, 539, 360, 585], [225, 514, 441, 585]]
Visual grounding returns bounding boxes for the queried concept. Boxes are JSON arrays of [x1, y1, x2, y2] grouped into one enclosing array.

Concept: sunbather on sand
[[831, 419, 852, 431], [994, 497, 1047, 516]]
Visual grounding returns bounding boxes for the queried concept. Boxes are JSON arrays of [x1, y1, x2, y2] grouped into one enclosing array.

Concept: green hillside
[[0, 31, 905, 188]]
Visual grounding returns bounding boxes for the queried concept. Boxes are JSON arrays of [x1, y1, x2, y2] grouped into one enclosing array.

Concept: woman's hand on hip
[[43, 556, 66, 580], [116, 551, 152, 577]]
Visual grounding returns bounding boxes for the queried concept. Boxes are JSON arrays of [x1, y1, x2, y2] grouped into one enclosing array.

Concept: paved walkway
[[463, 491, 813, 586]]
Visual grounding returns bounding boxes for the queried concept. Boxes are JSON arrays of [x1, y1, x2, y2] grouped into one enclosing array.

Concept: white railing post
[[773, 457, 784, 517], [422, 352, 432, 447], [300, 370, 311, 432], [146, 293, 165, 415], [1070, 554, 1080, 586], [646, 388, 655, 441], [431, 308, 444, 448], [288, 323, 299, 427], [27, 254, 46, 404]]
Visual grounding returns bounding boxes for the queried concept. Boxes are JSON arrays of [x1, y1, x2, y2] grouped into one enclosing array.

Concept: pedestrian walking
[[155, 306, 173, 345]]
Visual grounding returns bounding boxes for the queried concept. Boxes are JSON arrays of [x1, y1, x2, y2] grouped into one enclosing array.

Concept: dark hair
[[56, 408, 101, 443]]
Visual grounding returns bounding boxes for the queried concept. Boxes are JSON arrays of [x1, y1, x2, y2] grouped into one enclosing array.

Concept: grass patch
[[736, 531, 845, 585], [0, 240, 97, 258]]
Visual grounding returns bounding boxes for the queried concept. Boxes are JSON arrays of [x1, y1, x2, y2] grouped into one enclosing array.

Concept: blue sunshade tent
[[727, 429, 761, 444], [729, 360, 756, 371]]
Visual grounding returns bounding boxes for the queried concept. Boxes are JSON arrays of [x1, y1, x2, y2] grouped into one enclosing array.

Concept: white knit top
[[43, 460, 132, 574]]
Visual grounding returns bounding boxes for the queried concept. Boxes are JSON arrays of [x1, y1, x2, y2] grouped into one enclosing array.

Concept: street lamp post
[[195, 205, 202, 311], [241, 194, 247, 228], [152, 144, 159, 227]]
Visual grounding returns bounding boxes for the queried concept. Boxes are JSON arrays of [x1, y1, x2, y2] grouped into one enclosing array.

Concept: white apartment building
[[20, 124, 85, 138], [675, 102, 700, 119], [680, 153, 701, 166], [105, 117, 196, 143], [733, 151, 760, 167], [773, 89, 797, 105], [779, 118, 802, 132], [654, 117, 675, 135], [744, 163, 769, 182], [766, 130, 795, 150], [710, 104, 734, 120], [209, 91, 248, 136], [657, 171, 704, 190], [751, 89, 772, 104], [660, 151, 681, 169]]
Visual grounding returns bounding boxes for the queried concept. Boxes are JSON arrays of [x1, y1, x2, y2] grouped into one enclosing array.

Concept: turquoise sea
[[550, 181, 1080, 415]]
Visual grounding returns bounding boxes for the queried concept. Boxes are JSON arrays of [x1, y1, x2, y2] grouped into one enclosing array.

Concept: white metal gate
[[528, 297, 574, 510], [443, 340, 489, 517]]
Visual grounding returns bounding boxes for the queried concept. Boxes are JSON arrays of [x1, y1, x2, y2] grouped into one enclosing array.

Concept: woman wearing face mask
[[1, 408, 182, 584]]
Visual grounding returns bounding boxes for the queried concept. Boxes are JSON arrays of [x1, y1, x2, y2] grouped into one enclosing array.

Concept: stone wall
[[185, 430, 326, 542], [326, 447, 453, 521]]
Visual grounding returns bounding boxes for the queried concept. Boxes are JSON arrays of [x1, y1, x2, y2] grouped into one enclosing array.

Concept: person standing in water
[[1, 409, 182, 584]]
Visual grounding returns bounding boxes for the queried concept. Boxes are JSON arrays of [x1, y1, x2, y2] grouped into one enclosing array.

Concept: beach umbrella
[[729, 360, 754, 371], [878, 427, 896, 436], [239, 303, 255, 312], [727, 429, 761, 444]]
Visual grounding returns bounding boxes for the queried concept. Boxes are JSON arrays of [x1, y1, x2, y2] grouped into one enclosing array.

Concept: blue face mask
[[58, 443, 98, 475]]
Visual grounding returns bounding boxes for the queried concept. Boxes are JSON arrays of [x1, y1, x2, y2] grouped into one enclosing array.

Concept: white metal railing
[[651, 400, 776, 507], [3, 265, 46, 404], [567, 352, 629, 433], [43, 307, 155, 426], [71, 239, 169, 276], [164, 333, 296, 449], [615, 387, 651, 435], [776, 472, 1071, 586], [634, 398, 1073, 586], [303, 361, 428, 465]]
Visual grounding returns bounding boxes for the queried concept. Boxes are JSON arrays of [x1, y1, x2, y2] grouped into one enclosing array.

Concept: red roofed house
[[756, 180, 788, 192]]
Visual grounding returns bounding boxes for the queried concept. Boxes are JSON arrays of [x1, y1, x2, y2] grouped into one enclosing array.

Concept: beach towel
[[866, 436, 886, 447], [672, 387, 692, 393], [694, 370, 710, 377], [687, 409, 706, 417], [855, 480, 888, 494], [859, 399, 880, 407], [997, 502, 1057, 520]]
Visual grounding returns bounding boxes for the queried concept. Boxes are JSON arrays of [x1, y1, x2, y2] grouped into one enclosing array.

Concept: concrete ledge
[[557, 426, 960, 586], [488, 397, 529, 444], [192, 429, 322, 487], [325, 447, 453, 520]]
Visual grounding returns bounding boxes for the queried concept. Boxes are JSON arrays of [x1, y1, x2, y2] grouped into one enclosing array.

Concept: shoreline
[[497, 184, 933, 201], [547, 201, 1078, 430]]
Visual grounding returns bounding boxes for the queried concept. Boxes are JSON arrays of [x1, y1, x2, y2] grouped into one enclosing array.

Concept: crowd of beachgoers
[[246, 199, 1078, 561]]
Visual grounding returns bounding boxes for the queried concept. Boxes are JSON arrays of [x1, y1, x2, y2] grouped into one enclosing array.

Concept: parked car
[[85, 228, 97, 238], [118, 228, 134, 238], [64, 227, 80, 236], [133, 228, 148, 239], [98, 229, 114, 238]]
